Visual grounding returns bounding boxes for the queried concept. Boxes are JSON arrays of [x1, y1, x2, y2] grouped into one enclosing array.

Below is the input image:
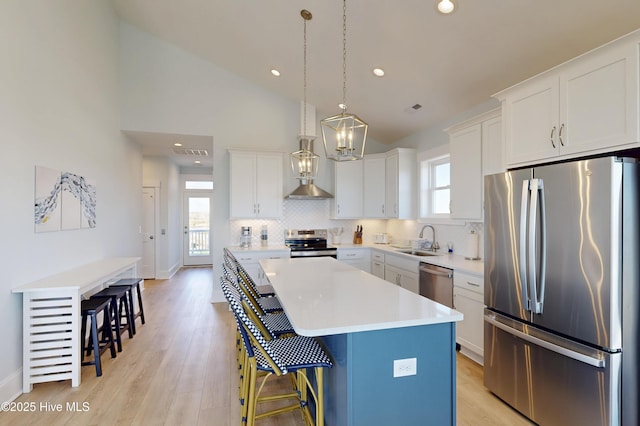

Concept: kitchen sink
[[396, 249, 440, 257]]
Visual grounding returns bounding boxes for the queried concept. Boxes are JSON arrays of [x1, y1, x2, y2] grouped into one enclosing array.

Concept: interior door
[[141, 187, 157, 279], [183, 192, 212, 266]]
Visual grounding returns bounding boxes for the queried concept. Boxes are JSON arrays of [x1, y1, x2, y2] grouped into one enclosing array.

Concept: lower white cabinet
[[371, 251, 385, 279], [453, 271, 484, 364], [337, 248, 371, 273], [383, 253, 419, 294], [232, 249, 290, 286]]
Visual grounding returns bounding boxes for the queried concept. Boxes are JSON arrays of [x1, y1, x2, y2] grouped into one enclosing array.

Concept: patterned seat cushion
[[257, 296, 282, 313], [261, 312, 294, 337], [254, 335, 333, 373]]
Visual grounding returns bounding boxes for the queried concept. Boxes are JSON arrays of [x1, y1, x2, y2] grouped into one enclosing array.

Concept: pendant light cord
[[342, 0, 347, 112], [303, 14, 307, 136]]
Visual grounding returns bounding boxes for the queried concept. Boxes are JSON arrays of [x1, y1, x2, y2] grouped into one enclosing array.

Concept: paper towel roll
[[465, 231, 479, 260]]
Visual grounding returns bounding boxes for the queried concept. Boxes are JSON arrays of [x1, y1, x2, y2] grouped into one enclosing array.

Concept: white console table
[[12, 257, 140, 393]]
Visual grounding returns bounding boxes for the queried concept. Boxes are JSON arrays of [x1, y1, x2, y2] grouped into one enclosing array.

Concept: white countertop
[[227, 245, 290, 253], [259, 257, 462, 337], [12, 257, 140, 293], [366, 244, 484, 276]]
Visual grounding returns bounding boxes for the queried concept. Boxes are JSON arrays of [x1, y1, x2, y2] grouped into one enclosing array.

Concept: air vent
[[404, 103, 423, 114], [171, 148, 209, 156]]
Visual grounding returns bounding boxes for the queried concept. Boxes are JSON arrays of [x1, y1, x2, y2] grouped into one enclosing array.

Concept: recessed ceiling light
[[437, 0, 455, 14], [271, 69, 281, 77], [373, 68, 385, 77], [194, 160, 201, 164], [174, 143, 183, 147]]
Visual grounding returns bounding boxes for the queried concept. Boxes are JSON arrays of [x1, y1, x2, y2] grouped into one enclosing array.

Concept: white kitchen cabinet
[[481, 115, 504, 176], [448, 109, 502, 221], [497, 35, 639, 167], [232, 249, 290, 286], [229, 150, 283, 219], [453, 271, 484, 365], [337, 247, 371, 273], [371, 251, 385, 279], [384, 253, 419, 294], [385, 148, 416, 219], [363, 154, 386, 218], [332, 160, 363, 219]]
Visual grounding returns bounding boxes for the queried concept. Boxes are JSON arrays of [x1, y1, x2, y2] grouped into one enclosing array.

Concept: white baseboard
[[0, 368, 23, 403], [459, 347, 484, 366], [157, 262, 180, 280]]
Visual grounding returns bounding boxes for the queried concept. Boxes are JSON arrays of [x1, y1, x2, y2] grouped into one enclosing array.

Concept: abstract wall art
[[34, 166, 96, 233]]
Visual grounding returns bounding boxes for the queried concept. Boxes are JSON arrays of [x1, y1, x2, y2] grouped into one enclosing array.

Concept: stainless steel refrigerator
[[484, 156, 639, 426]]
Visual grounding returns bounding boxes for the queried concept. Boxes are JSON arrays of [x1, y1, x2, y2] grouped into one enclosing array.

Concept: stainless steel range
[[285, 229, 337, 258]]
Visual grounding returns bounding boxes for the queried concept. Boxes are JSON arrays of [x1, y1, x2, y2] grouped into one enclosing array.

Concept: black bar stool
[[91, 286, 133, 352], [81, 296, 117, 377], [111, 278, 145, 334]]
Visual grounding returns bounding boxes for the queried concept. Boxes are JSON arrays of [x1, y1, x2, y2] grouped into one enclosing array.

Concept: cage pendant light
[[321, 0, 368, 161], [290, 10, 320, 181]]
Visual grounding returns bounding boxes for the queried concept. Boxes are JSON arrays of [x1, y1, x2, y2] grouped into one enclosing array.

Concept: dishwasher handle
[[419, 264, 452, 278]]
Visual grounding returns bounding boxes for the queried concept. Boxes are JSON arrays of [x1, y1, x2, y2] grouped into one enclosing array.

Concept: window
[[185, 180, 213, 190], [419, 148, 450, 219]]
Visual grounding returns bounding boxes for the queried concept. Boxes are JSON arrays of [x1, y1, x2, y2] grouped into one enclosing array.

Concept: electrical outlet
[[393, 357, 417, 378]]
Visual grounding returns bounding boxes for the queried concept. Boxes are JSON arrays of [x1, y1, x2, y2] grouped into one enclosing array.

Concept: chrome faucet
[[418, 224, 439, 251]]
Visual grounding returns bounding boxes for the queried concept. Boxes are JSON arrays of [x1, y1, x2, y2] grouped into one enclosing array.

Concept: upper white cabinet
[[496, 33, 640, 167], [447, 109, 502, 221], [229, 150, 283, 219], [332, 160, 363, 219], [334, 148, 415, 220], [363, 154, 386, 218], [385, 148, 416, 219]]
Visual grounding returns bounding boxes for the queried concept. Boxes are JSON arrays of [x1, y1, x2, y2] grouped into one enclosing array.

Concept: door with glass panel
[[183, 192, 212, 266]]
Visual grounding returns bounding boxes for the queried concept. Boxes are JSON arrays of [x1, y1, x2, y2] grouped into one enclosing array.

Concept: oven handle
[[290, 250, 338, 258]]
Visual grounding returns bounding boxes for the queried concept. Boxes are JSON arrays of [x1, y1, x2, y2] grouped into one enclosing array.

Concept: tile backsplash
[[229, 199, 483, 257]]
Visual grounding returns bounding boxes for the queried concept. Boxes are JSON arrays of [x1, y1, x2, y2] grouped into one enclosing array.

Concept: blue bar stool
[[81, 296, 117, 377], [110, 278, 145, 334]]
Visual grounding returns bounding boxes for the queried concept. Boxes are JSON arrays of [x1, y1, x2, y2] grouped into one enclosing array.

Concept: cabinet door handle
[[550, 126, 556, 148], [558, 123, 565, 146], [466, 281, 480, 287], [256, 203, 260, 214], [337, 204, 340, 214]]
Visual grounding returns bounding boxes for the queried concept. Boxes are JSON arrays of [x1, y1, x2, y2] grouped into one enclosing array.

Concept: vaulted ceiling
[[111, 0, 640, 145]]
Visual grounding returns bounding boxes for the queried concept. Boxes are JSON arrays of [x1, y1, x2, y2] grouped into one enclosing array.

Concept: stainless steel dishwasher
[[419, 262, 454, 308]]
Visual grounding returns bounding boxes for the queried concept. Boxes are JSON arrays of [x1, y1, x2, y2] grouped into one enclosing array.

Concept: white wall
[[0, 0, 143, 402]]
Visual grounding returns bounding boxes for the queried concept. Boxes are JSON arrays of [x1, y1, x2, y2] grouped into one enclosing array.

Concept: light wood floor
[[6, 267, 533, 425]]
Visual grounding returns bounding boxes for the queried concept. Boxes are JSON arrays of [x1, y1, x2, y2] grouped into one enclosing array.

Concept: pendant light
[[321, 0, 368, 162], [290, 9, 320, 181]]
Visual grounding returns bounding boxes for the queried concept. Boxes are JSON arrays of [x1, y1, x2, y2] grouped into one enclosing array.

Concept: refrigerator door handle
[[485, 315, 606, 368], [537, 179, 547, 313], [519, 179, 531, 311], [528, 178, 546, 314]]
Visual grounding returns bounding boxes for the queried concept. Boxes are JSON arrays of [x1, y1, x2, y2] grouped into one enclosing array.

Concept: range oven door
[[484, 310, 620, 426]]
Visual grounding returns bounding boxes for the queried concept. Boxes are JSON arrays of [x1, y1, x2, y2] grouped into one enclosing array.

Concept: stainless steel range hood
[[285, 103, 333, 200], [285, 181, 333, 199]]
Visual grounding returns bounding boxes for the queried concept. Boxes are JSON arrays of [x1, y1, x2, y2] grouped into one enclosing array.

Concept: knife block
[[353, 232, 362, 244]]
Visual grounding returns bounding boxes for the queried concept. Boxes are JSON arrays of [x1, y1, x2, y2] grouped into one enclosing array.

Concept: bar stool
[[90, 286, 133, 352], [80, 296, 117, 377], [110, 278, 145, 334]]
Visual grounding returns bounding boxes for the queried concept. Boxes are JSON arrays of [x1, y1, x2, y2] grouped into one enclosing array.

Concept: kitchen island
[[259, 257, 463, 426]]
